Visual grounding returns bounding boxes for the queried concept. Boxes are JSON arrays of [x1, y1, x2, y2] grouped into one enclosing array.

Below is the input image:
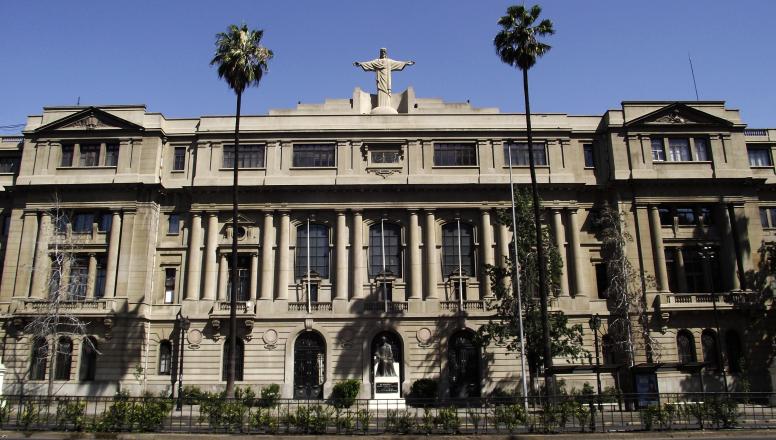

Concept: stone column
[[424, 210, 439, 299], [185, 212, 203, 300], [15, 211, 39, 299], [218, 253, 228, 301], [675, 247, 687, 293], [260, 211, 275, 300], [568, 208, 587, 297], [408, 210, 422, 299], [250, 252, 259, 300], [480, 209, 495, 298], [648, 205, 669, 292], [202, 212, 219, 301], [552, 209, 570, 297], [335, 211, 348, 300], [497, 222, 511, 291], [275, 211, 290, 300], [351, 210, 364, 299], [104, 211, 121, 298], [717, 205, 739, 290], [86, 254, 97, 299], [29, 213, 50, 299]]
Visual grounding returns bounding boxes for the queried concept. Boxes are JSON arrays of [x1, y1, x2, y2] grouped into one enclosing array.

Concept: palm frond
[[494, 4, 554, 71], [211, 23, 273, 95]]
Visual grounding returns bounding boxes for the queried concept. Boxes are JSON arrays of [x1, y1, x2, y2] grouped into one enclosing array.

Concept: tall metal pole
[[507, 143, 529, 411], [381, 217, 387, 312], [702, 245, 728, 393], [457, 217, 464, 309], [306, 218, 311, 314], [176, 312, 186, 411]]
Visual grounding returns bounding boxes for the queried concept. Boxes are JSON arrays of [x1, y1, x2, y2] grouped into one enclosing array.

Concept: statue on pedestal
[[374, 335, 397, 377], [354, 48, 415, 114]]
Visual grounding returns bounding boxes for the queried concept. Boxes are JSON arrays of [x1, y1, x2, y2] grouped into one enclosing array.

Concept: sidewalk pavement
[[0, 429, 773, 440]]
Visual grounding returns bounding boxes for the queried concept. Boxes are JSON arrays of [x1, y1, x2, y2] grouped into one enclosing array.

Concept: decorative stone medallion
[[339, 328, 354, 348], [416, 327, 432, 347], [187, 329, 203, 348], [263, 329, 278, 349]]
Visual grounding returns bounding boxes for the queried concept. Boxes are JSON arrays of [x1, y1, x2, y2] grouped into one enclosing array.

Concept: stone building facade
[[0, 87, 774, 398]]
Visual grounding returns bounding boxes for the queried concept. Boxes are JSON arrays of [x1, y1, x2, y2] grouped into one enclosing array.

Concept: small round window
[[236, 226, 247, 239]]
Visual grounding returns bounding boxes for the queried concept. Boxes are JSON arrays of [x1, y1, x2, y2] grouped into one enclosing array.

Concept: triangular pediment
[[34, 107, 144, 133], [222, 214, 254, 226], [624, 103, 733, 128]]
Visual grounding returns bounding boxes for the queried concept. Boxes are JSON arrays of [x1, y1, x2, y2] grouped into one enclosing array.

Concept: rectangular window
[[79, 144, 100, 167], [376, 281, 393, 301], [434, 143, 477, 166], [595, 263, 608, 299], [698, 206, 714, 226], [0, 157, 18, 173], [61, 144, 74, 167], [658, 207, 673, 226], [308, 283, 319, 303], [651, 138, 665, 161], [292, 144, 336, 167], [173, 147, 186, 171], [452, 281, 467, 301], [104, 143, 119, 167], [682, 249, 704, 293], [748, 146, 773, 167], [98, 212, 112, 233], [72, 213, 94, 233], [295, 223, 330, 278], [94, 258, 106, 299], [668, 138, 691, 162], [68, 258, 88, 300], [164, 268, 176, 304], [665, 249, 677, 293], [226, 256, 250, 302], [770, 209, 776, 229], [675, 207, 696, 225], [168, 214, 180, 235], [223, 144, 265, 168], [504, 142, 547, 166], [761, 208, 770, 228], [583, 143, 595, 168], [370, 149, 400, 164], [694, 138, 710, 161]]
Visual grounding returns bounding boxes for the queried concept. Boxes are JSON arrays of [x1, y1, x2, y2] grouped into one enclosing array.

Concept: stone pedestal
[[369, 362, 405, 410]]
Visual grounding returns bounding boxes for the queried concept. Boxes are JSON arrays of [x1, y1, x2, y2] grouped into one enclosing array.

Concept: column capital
[[407, 208, 420, 213], [263, 210, 275, 216], [335, 210, 347, 216]]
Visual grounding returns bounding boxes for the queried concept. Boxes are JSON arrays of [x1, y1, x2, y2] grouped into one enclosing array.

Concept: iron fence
[[0, 392, 773, 434]]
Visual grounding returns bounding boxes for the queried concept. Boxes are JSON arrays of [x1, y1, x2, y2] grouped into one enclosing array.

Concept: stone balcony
[[364, 301, 409, 313], [287, 302, 332, 312], [440, 300, 486, 312], [658, 292, 748, 312], [14, 298, 119, 316], [209, 301, 255, 317]]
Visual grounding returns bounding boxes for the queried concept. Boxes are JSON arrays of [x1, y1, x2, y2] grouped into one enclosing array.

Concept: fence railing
[[0, 392, 773, 434]]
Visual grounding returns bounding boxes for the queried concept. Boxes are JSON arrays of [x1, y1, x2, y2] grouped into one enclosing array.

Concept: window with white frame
[[295, 222, 330, 278], [441, 222, 475, 277], [748, 145, 773, 167], [368, 222, 402, 277], [504, 142, 547, 166]]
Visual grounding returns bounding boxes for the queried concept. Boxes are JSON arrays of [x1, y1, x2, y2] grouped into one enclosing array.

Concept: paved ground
[[0, 429, 773, 440]]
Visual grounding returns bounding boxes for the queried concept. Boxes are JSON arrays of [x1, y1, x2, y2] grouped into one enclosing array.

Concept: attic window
[[59, 142, 119, 168]]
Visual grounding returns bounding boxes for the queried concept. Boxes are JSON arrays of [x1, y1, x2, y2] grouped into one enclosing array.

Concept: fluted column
[[218, 253, 228, 301], [424, 210, 439, 299], [30, 213, 50, 299], [408, 210, 422, 299], [351, 210, 364, 299], [275, 212, 290, 300], [260, 211, 275, 300], [675, 248, 686, 293], [185, 212, 203, 300], [250, 252, 259, 300], [552, 209, 570, 297], [648, 205, 669, 292], [202, 212, 219, 301], [480, 209, 495, 298], [103, 211, 121, 298], [335, 211, 348, 300], [568, 208, 587, 297], [86, 253, 97, 299]]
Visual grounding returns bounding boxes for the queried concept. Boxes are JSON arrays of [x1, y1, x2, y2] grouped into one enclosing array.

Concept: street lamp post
[[588, 314, 603, 398], [698, 245, 728, 393], [176, 311, 191, 411]]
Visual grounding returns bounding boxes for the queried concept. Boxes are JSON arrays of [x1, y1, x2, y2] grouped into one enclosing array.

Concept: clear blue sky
[[2, 0, 775, 132]]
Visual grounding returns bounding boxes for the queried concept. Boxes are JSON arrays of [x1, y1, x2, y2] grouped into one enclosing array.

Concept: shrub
[[235, 386, 257, 407], [94, 391, 132, 432], [57, 400, 87, 431], [385, 409, 414, 434], [331, 379, 360, 409], [199, 392, 247, 432], [131, 394, 174, 432], [435, 406, 460, 434], [334, 408, 355, 433], [467, 408, 482, 433], [289, 404, 332, 434], [249, 407, 279, 433], [259, 384, 281, 408], [707, 397, 740, 429], [19, 400, 41, 430], [0, 398, 10, 425], [409, 378, 438, 406], [493, 403, 526, 433], [355, 409, 372, 434], [182, 385, 205, 405]]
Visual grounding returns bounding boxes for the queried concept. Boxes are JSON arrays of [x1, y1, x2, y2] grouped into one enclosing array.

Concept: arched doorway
[[370, 331, 403, 396], [448, 330, 481, 398], [294, 332, 326, 399]]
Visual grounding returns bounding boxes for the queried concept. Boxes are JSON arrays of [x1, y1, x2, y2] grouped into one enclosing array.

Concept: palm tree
[[211, 23, 272, 397], [494, 4, 555, 394]]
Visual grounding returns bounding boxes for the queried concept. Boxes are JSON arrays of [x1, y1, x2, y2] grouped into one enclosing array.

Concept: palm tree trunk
[[226, 90, 242, 398], [522, 68, 553, 396]]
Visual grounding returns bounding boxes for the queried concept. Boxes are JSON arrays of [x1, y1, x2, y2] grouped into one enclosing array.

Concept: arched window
[[369, 222, 402, 277], [701, 329, 719, 368], [30, 337, 48, 380], [676, 330, 697, 364], [442, 222, 475, 277], [295, 222, 330, 278], [79, 337, 98, 381], [55, 337, 73, 380], [158, 340, 172, 375], [222, 338, 244, 381], [602, 335, 617, 365], [725, 330, 742, 373]]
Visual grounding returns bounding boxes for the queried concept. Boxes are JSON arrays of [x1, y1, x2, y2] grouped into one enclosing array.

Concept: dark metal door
[[449, 331, 480, 398], [294, 332, 325, 399]]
